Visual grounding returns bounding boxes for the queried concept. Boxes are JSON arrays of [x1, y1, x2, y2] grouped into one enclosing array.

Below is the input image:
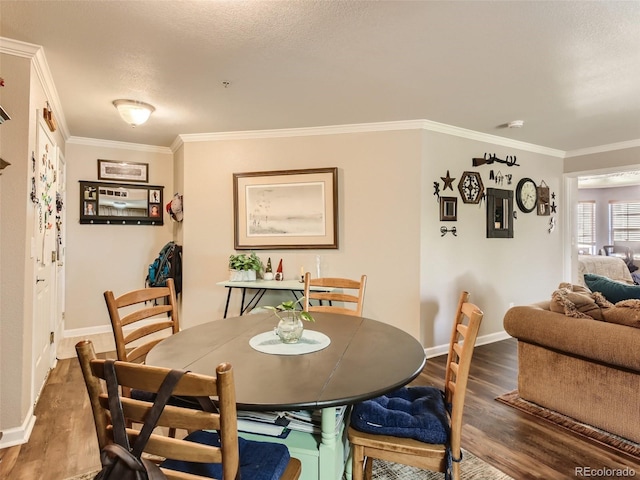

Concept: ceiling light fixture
[[112, 99, 155, 127], [508, 120, 524, 128]]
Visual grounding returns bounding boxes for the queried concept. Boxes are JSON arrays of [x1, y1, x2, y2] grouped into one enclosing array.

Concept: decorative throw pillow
[[584, 273, 640, 303], [549, 283, 612, 321], [602, 299, 640, 329]]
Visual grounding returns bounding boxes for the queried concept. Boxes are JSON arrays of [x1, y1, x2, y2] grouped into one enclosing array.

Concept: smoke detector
[[508, 120, 524, 128]]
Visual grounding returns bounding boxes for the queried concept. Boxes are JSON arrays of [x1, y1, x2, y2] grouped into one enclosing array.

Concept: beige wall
[[177, 128, 565, 349], [180, 130, 424, 338], [0, 53, 66, 436], [564, 146, 640, 174], [64, 141, 174, 332], [420, 131, 565, 348]]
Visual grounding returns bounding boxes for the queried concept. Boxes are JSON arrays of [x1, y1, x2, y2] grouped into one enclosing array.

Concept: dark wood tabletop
[[146, 312, 426, 411]]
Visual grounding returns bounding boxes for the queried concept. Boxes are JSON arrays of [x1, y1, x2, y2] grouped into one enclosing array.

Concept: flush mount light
[[508, 120, 524, 128], [112, 99, 155, 127]]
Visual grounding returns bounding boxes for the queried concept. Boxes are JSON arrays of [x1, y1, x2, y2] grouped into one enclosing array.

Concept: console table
[[216, 279, 335, 318]]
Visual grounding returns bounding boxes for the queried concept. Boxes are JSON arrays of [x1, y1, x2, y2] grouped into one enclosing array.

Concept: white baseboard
[[424, 329, 512, 359], [0, 408, 36, 449], [63, 324, 113, 338]]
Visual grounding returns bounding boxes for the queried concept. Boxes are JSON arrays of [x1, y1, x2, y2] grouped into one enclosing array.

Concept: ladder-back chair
[[348, 291, 483, 480], [75, 340, 302, 480], [104, 278, 180, 365], [303, 272, 367, 317]]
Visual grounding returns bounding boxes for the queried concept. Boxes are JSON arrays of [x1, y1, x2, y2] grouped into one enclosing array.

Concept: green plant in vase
[[265, 298, 314, 343]]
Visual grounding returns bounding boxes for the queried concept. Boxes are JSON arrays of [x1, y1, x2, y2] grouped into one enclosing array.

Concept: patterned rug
[[496, 389, 640, 459], [65, 448, 512, 480]]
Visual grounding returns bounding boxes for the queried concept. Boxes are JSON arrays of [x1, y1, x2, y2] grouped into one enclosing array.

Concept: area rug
[[65, 449, 513, 480], [496, 389, 640, 459], [371, 448, 513, 479]]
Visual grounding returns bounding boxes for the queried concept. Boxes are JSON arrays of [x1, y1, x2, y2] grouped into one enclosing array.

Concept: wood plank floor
[[1, 338, 638, 479]]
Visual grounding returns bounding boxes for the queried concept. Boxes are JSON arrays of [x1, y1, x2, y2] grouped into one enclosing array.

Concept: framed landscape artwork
[[233, 167, 338, 249]]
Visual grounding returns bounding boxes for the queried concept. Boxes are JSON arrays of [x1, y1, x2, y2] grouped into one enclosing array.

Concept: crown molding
[[170, 135, 184, 153], [1, 36, 70, 141], [177, 120, 425, 144], [564, 139, 640, 158], [0, 37, 40, 57], [177, 119, 565, 158], [67, 136, 172, 154], [417, 119, 565, 158]]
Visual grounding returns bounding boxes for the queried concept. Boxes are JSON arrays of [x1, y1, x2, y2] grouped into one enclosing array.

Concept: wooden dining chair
[[104, 278, 180, 365], [75, 340, 302, 480], [303, 272, 367, 316], [347, 291, 483, 480]]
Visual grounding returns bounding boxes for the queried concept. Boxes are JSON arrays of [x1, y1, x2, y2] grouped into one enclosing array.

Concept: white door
[[32, 117, 58, 405]]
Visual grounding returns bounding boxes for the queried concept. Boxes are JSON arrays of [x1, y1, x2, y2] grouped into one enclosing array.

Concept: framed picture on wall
[[98, 159, 149, 183], [79, 180, 163, 225], [233, 167, 338, 249]]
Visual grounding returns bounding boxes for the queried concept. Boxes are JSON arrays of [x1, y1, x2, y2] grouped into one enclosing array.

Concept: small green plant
[[264, 298, 315, 322], [228, 252, 263, 272]]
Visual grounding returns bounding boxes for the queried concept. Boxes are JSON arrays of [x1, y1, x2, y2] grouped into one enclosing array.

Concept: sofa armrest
[[504, 304, 640, 373]]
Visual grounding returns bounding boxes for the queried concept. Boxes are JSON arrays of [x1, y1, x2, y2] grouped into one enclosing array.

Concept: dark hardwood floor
[[1, 338, 638, 479]]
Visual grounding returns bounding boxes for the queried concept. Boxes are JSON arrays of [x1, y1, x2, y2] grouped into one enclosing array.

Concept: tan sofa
[[504, 301, 640, 443]]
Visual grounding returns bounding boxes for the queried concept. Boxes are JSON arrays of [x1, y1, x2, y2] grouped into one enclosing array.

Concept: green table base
[[239, 407, 351, 480]]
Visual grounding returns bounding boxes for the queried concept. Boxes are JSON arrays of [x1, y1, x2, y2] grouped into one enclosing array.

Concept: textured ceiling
[[1, 0, 639, 151]]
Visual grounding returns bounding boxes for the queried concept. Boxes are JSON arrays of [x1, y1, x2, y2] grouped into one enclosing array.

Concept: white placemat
[[249, 330, 331, 355]]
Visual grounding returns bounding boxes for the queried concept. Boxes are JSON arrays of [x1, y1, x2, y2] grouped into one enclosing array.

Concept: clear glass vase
[[276, 312, 304, 344]]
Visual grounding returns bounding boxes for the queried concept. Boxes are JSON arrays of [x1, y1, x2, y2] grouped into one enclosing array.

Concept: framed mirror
[[486, 188, 513, 238], [79, 180, 164, 225], [440, 196, 457, 221]]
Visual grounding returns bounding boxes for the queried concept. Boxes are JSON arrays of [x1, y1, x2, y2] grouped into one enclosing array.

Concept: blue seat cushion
[[350, 386, 449, 444], [161, 430, 291, 480]]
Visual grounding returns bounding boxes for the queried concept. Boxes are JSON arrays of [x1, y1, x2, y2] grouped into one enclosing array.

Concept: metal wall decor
[[440, 226, 457, 237], [472, 153, 520, 167], [457, 171, 484, 204], [440, 170, 456, 191]]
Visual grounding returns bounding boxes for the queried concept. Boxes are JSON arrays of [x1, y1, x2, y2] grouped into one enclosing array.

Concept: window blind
[[577, 201, 596, 254], [610, 201, 640, 241]]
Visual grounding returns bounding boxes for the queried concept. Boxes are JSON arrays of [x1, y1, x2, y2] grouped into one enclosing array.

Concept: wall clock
[[457, 171, 484, 204], [515, 177, 537, 213]]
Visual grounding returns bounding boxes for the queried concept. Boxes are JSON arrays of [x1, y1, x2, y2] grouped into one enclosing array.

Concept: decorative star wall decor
[[441, 170, 455, 191]]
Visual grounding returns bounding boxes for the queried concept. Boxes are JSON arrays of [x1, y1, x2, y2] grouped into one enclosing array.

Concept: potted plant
[[228, 252, 263, 281], [265, 298, 314, 344]]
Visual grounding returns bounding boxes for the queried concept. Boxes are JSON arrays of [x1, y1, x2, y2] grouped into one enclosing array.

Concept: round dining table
[[146, 311, 426, 480]]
